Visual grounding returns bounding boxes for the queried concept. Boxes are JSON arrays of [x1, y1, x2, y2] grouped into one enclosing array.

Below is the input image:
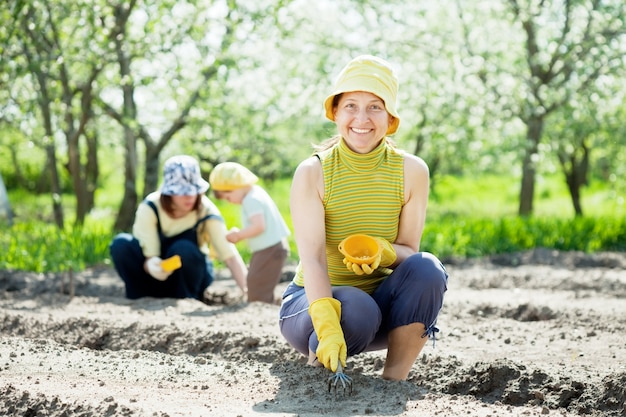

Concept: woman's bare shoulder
[[403, 152, 429, 175], [293, 156, 322, 179]]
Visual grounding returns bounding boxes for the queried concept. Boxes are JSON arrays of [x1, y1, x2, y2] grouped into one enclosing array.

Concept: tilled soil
[[1, 248, 625, 416]]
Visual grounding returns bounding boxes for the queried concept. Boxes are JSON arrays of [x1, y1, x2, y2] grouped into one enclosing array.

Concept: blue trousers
[[110, 233, 214, 300], [278, 252, 448, 357]]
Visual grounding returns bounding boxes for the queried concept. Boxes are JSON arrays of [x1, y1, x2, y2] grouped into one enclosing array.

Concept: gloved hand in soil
[[308, 297, 347, 372]]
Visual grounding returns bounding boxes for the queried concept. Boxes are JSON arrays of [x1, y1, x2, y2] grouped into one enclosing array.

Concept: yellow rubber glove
[[308, 297, 347, 372], [339, 234, 397, 275]]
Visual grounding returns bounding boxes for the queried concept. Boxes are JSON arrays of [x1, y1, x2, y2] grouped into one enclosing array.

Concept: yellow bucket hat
[[323, 55, 400, 135], [209, 162, 258, 191]]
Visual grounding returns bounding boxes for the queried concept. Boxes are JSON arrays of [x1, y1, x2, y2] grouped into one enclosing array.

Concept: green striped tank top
[[293, 138, 405, 294]]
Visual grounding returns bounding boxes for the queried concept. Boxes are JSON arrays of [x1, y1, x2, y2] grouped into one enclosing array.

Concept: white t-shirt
[[241, 185, 290, 252]]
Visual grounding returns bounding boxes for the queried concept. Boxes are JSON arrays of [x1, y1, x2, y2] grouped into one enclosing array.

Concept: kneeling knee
[[407, 252, 448, 289]]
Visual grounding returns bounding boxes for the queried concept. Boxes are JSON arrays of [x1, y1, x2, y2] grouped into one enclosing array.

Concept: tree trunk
[[518, 116, 544, 216], [85, 132, 99, 212], [113, 125, 138, 232], [558, 140, 589, 217], [67, 135, 89, 225], [110, 1, 141, 233], [567, 177, 583, 217], [66, 77, 98, 225], [46, 144, 64, 228], [19, 9, 64, 228], [143, 149, 161, 199]]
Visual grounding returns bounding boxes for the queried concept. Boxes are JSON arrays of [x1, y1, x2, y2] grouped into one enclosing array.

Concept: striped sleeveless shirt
[[293, 138, 405, 294]]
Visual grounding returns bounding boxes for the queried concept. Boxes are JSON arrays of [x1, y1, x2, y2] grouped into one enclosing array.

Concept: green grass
[[1, 174, 624, 272], [429, 174, 625, 218], [421, 215, 626, 259], [1, 221, 115, 273]]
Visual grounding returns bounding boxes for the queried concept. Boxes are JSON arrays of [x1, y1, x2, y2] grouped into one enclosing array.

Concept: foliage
[[1, 0, 624, 224], [0, 221, 114, 273], [423, 215, 626, 259], [2, 210, 624, 273], [2, 176, 624, 273], [1, 1, 626, 263]]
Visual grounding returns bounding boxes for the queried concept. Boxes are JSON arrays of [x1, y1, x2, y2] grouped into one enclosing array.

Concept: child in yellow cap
[[209, 162, 290, 304]]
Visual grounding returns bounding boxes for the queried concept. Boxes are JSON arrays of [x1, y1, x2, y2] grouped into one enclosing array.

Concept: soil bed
[[1, 248, 625, 416]]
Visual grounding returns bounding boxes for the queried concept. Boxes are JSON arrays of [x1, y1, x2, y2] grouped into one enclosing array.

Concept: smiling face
[[333, 91, 395, 154]]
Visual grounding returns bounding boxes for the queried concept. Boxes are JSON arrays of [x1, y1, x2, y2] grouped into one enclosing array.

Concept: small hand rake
[[328, 363, 352, 395]]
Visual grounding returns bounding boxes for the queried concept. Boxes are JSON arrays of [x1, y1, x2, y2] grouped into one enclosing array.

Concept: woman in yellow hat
[[278, 55, 448, 381], [209, 162, 290, 304]]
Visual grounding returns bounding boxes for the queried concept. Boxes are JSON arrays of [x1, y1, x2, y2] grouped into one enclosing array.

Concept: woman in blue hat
[[110, 155, 248, 301]]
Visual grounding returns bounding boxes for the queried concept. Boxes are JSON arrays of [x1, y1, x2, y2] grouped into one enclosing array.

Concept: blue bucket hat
[[160, 155, 210, 196]]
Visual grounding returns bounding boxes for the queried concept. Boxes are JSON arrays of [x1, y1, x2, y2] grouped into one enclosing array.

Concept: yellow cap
[[323, 55, 400, 135], [209, 162, 258, 191]]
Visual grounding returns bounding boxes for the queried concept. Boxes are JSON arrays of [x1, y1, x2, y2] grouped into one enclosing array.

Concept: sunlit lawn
[[2, 173, 624, 272], [428, 174, 624, 219]]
